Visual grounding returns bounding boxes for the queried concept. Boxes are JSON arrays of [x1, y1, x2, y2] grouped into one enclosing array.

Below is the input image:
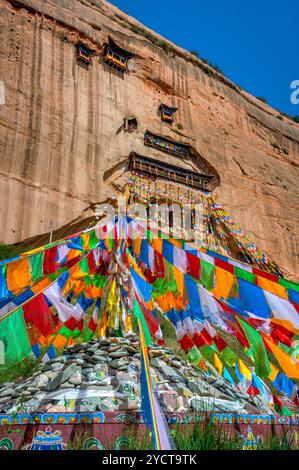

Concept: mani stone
[[109, 358, 129, 369], [33, 373, 49, 388], [0, 396, 11, 404], [68, 371, 82, 386], [93, 350, 108, 357], [169, 360, 182, 369], [150, 358, 165, 369], [60, 383, 75, 389], [119, 397, 139, 411], [158, 363, 185, 382], [212, 378, 225, 388], [109, 349, 129, 358], [0, 388, 13, 398], [51, 363, 64, 371], [45, 364, 78, 392], [26, 386, 39, 393]]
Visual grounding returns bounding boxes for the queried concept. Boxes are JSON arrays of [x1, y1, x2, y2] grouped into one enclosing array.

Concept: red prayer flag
[[252, 268, 278, 283], [214, 334, 227, 352], [23, 293, 54, 337], [214, 257, 234, 274], [186, 252, 200, 279], [43, 246, 58, 275], [179, 334, 194, 352]]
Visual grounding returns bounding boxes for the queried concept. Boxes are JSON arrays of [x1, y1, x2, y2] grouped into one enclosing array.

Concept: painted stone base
[[0, 412, 298, 450]]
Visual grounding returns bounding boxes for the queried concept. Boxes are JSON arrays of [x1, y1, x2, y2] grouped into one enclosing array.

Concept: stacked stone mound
[[0, 337, 272, 415]]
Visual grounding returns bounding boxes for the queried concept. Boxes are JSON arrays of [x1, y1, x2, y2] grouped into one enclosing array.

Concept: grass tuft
[[0, 356, 41, 385]]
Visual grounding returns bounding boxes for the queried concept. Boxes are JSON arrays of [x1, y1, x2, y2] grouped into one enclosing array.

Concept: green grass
[[65, 422, 299, 450], [174, 422, 299, 450], [67, 428, 93, 450], [158, 312, 186, 360], [256, 96, 268, 104], [130, 25, 175, 54], [173, 421, 243, 450], [121, 430, 154, 450], [0, 243, 25, 261], [0, 356, 41, 385]]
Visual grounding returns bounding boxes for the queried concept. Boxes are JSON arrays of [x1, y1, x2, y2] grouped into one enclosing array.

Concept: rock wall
[[0, 0, 298, 279]]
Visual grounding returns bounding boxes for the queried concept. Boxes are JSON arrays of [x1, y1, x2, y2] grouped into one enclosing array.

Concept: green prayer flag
[[93, 274, 108, 289], [85, 328, 93, 342], [163, 259, 177, 293], [152, 277, 167, 298], [234, 267, 256, 284], [237, 316, 262, 354], [278, 278, 299, 293], [209, 342, 219, 353], [29, 251, 44, 282], [89, 230, 99, 249], [274, 403, 292, 417], [72, 327, 82, 339], [146, 230, 153, 243], [79, 258, 90, 275], [0, 309, 31, 365], [200, 260, 215, 291], [281, 405, 292, 416], [200, 344, 214, 362], [221, 346, 238, 367], [58, 324, 73, 339], [188, 345, 202, 365], [237, 316, 271, 378], [278, 342, 293, 356], [254, 341, 271, 378], [132, 299, 152, 347]]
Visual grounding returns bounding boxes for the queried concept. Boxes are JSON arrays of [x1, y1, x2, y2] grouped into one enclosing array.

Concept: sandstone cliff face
[[0, 0, 298, 279]]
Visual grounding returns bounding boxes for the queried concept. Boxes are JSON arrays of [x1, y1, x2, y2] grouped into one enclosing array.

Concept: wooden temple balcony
[[144, 130, 190, 158], [128, 152, 218, 192], [76, 41, 97, 65], [159, 104, 178, 123], [102, 36, 134, 71]]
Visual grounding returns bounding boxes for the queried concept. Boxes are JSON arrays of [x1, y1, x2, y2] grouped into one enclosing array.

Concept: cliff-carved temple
[[0, 0, 298, 279]]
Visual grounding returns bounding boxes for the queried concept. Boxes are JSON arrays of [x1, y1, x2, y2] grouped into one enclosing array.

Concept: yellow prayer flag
[[31, 277, 51, 294], [151, 238, 163, 255], [214, 352, 223, 376], [169, 238, 182, 248], [125, 315, 133, 334], [53, 334, 68, 350], [98, 312, 108, 338], [147, 299, 155, 311], [6, 258, 32, 293], [198, 358, 208, 372], [263, 336, 299, 380], [238, 359, 252, 381], [212, 266, 235, 301], [257, 277, 288, 299], [82, 233, 90, 251], [268, 361, 279, 382], [22, 247, 43, 257], [67, 249, 81, 262], [173, 266, 185, 297], [134, 236, 142, 256]]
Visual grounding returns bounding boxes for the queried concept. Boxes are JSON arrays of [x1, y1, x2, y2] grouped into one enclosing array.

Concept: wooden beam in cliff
[[158, 104, 178, 124], [102, 36, 134, 72], [128, 152, 215, 192], [144, 130, 190, 158], [76, 41, 97, 66]]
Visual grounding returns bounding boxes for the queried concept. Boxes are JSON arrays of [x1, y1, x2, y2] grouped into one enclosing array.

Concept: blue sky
[[109, 0, 298, 116]]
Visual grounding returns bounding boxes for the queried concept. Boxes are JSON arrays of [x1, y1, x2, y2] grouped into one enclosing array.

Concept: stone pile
[[0, 336, 273, 415]]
